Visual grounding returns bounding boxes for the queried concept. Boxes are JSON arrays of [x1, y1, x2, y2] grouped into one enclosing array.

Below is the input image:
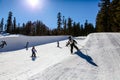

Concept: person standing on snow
[[0, 40, 7, 48], [25, 42, 29, 50], [57, 41, 60, 47], [66, 36, 79, 54], [31, 46, 37, 57]]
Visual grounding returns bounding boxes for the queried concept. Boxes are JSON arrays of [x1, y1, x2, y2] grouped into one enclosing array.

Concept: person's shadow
[[31, 56, 37, 61], [75, 50, 98, 67]]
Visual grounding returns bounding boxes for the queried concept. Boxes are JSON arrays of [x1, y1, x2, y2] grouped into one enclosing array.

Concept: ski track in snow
[[0, 33, 120, 80]]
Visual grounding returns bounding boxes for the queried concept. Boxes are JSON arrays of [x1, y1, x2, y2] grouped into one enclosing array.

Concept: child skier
[[0, 41, 7, 48], [31, 46, 37, 57], [66, 36, 79, 54], [57, 41, 59, 47]]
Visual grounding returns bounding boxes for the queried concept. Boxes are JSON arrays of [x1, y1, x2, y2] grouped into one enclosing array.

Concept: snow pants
[[70, 44, 79, 53], [32, 52, 36, 57]]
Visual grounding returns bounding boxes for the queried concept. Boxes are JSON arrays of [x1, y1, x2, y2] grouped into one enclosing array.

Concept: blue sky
[[0, 0, 99, 29]]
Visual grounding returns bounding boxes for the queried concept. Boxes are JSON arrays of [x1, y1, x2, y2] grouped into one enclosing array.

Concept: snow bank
[[0, 35, 68, 52]]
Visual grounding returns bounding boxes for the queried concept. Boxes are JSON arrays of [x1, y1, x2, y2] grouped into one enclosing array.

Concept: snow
[[0, 33, 120, 80], [0, 35, 68, 52]]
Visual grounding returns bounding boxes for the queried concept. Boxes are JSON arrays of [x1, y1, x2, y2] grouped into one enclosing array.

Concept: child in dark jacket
[[31, 46, 37, 57], [66, 36, 79, 54]]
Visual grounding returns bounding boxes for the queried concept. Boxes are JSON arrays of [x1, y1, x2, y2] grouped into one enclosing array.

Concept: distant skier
[[25, 42, 29, 50], [31, 46, 37, 57], [0, 40, 7, 48], [57, 41, 59, 47], [66, 36, 79, 54]]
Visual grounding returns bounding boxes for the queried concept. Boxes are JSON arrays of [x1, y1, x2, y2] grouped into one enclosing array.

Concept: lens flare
[[29, 0, 38, 7], [26, 0, 43, 9]]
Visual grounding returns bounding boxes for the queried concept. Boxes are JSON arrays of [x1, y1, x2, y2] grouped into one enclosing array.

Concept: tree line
[[0, 11, 50, 36], [54, 12, 95, 36], [96, 0, 120, 32], [0, 0, 119, 36], [0, 11, 95, 36]]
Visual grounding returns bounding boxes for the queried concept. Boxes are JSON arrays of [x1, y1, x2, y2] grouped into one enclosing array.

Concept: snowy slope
[[0, 35, 68, 52], [0, 35, 85, 80], [29, 33, 120, 80], [0, 33, 120, 80], [0, 41, 71, 80]]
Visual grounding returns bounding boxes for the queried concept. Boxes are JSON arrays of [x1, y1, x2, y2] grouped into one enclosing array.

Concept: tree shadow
[[75, 50, 98, 67]]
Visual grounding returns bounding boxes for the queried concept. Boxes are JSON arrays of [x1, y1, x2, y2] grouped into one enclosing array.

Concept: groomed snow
[[0, 33, 120, 80]]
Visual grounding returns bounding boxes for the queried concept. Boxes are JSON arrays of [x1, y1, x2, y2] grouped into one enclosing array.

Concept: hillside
[[0, 33, 120, 80]]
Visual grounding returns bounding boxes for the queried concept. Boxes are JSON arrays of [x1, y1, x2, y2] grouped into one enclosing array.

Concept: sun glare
[[29, 0, 38, 7], [26, 0, 43, 9]]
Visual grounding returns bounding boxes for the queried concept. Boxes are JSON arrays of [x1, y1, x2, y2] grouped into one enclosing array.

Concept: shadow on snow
[[75, 50, 98, 67], [31, 56, 37, 61]]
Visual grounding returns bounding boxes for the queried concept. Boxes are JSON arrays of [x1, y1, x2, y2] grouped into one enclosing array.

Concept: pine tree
[[6, 11, 13, 33], [76, 23, 81, 36], [62, 16, 67, 35], [57, 12, 62, 34], [84, 20, 89, 35], [21, 23, 26, 34], [67, 17, 73, 35], [109, 0, 120, 32], [63, 19, 67, 35], [13, 17, 16, 34], [96, 0, 120, 32], [80, 24, 84, 36], [36, 20, 41, 35], [84, 20, 95, 35], [96, 0, 110, 32], [0, 18, 4, 32], [73, 22, 81, 36], [25, 21, 32, 35]]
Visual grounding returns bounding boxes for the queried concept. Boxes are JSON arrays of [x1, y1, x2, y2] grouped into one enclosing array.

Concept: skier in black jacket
[[66, 36, 79, 54], [31, 46, 37, 57]]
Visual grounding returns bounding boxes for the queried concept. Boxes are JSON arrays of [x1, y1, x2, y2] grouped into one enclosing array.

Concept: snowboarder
[[66, 36, 79, 54], [31, 46, 37, 57]]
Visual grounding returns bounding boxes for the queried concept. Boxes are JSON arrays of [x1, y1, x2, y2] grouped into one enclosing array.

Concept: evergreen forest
[[0, 0, 119, 36]]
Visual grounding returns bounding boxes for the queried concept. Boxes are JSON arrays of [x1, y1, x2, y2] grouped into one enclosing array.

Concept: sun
[[29, 0, 39, 7], [26, 0, 43, 9]]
